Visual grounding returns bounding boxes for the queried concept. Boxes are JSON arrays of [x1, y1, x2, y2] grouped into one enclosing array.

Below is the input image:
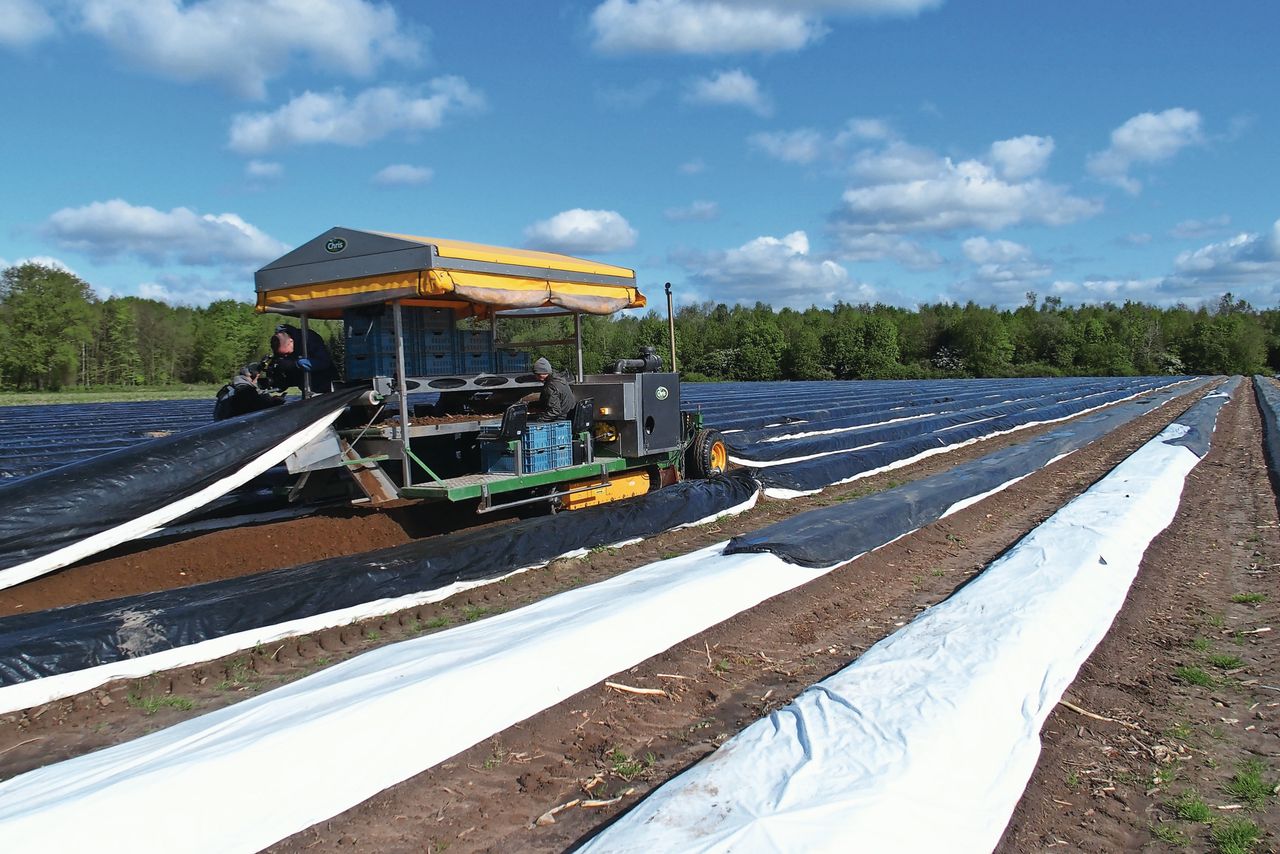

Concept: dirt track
[[3, 381, 1278, 852]]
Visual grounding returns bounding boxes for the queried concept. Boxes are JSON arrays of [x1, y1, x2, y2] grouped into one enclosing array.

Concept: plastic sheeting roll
[[0, 389, 363, 589]]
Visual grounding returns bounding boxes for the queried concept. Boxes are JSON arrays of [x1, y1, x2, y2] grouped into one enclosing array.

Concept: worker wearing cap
[[262, 324, 336, 395], [531, 356, 575, 422]]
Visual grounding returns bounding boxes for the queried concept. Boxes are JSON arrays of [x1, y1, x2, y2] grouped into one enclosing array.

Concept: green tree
[[0, 263, 96, 389]]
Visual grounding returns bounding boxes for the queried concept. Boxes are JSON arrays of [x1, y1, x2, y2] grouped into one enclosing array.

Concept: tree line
[[0, 261, 1273, 392]]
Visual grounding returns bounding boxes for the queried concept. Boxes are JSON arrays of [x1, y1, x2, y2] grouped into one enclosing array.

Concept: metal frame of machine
[[255, 227, 727, 513]]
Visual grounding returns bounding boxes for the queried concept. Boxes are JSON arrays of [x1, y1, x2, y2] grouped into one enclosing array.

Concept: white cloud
[[850, 141, 942, 182], [1170, 214, 1231, 240], [989, 135, 1054, 180], [596, 79, 664, 109], [524, 209, 638, 254], [684, 69, 772, 116], [1086, 108, 1203, 194], [245, 160, 282, 179], [679, 158, 707, 175], [749, 128, 825, 164], [830, 231, 942, 270], [835, 117, 892, 143], [372, 163, 433, 186], [664, 200, 720, 222], [589, 0, 940, 55], [77, 0, 419, 99], [228, 78, 484, 153], [1049, 220, 1280, 309], [948, 236, 1052, 303], [0, 0, 56, 48], [1169, 221, 1280, 287], [138, 274, 241, 306], [1120, 233, 1152, 246], [751, 117, 893, 165], [0, 254, 79, 275], [44, 199, 287, 267], [678, 230, 868, 308], [838, 148, 1099, 234], [962, 236, 1032, 266], [751, 125, 1093, 271], [1047, 277, 1169, 305]]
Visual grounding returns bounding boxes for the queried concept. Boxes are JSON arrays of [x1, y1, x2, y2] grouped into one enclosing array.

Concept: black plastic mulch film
[[754, 377, 1180, 494], [725, 377, 1225, 569], [0, 470, 757, 684], [728, 377, 1167, 459], [1253, 376, 1280, 493], [0, 389, 365, 575]]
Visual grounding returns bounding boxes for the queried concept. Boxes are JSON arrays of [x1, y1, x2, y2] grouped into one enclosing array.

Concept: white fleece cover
[[0, 540, 832, 852], [0, 491, 759, 716], [582, 423, 1203, 854]]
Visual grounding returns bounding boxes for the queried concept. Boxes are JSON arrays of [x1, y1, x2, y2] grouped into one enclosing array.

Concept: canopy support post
[[392, 300, 412, 486], [574, 313, 584, 381], [299, 313, 313, 399]]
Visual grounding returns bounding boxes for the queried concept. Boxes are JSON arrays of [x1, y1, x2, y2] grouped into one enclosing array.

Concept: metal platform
[[399, 457, 629, 502]]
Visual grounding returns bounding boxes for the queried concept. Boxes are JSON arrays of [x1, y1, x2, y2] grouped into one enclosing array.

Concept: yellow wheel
[[688, 428, 729, 478]]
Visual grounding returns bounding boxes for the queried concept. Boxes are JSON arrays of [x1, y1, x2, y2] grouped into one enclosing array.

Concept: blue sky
[[0, 0, 1276, 312]]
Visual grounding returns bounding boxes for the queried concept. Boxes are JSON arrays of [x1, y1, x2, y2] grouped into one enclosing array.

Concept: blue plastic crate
[[525, 423, 552, 450], [522, 446, 552, 473], [459, 351, 493, 374], [419, 352, 457, 376], [456, 330, 491, 353], [420, 328, 454, 354], [416, 306, 454, 330], [496, 350, 530, 373], [548, 445, 573, 469]]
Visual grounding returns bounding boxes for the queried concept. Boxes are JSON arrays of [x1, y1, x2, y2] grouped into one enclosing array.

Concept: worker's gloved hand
[[298, 358, 313, 371]]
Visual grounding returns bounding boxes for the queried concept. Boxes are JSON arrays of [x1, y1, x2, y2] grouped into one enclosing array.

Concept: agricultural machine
[[254, 227, 728, 514]]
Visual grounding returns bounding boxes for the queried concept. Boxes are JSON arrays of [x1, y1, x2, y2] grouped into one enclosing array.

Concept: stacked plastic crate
[[418, 308, 456, 375], [523, 421, 573, 472], [343, 306, 457, 379], [456, 329, 493, 374], [496, 349, 531, 373]]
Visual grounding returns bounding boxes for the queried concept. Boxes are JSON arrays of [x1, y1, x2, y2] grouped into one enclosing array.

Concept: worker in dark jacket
[[213, 363, 284, 420], [262, 323, 336, 395], [531, 356, 575, 421]]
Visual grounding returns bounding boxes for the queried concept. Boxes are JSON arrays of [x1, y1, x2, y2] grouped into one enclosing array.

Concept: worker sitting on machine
[[261, 324, 336, 394], [529, 356, 576, 422], [212, 363, 284, 421]]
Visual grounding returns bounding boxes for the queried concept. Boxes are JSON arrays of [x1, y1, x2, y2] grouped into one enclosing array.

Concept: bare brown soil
[[3, 381, 1276, 853]]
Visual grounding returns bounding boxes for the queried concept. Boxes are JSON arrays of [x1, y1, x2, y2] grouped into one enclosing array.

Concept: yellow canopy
[[254, 228, 645, 318]]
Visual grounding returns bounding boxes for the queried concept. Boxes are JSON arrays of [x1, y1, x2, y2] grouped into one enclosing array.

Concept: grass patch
[[1212, 817, 1262, 853], [1174, 665, 1216, 687], [0, 384, 222, 406], [607, 748, 653, 781], [1065, 771, 1080, 789], [1231, 593, 1267, 605], [1225, 760, 1275, 809], [1152, 822, 1191, 846], [1208, 654, 1245, 670], [126, 692, 195, 715], [462, 605, 495, 622], [1171, 790, 1215, 823], [714, 658, 731, 673], [1191, 636, 1213, 652], [1208, 614, 1227, 628], [424, 616, 451, 629], [1167, 722, 1196, 741], [364, 629, 381, 642]]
